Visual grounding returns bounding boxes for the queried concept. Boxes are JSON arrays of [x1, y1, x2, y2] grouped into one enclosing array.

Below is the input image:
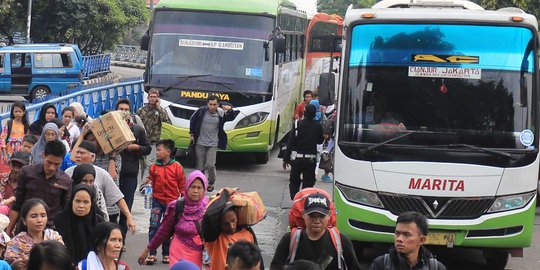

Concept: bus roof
[[0, 44, 77, 54], [345, 3, 538, 31], [155, 0, 297, 16]]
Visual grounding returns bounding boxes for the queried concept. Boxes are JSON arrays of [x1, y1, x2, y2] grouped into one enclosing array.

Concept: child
[[21, 134, 37, 156], [50, 118, 72, 152], [146, 139, 186, 264], [0, 101, 29, 163], [62, 106, 80, 143]]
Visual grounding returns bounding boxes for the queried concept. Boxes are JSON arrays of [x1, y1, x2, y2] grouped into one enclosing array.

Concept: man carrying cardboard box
[[116, 98, 152, 239]]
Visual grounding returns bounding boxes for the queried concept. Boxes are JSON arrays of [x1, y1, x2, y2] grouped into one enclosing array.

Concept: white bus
[[140, 0, 308, 164], [320, 1, 539, 268]]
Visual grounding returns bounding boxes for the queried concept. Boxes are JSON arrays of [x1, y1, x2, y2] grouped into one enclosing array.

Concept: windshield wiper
[[447, 143, 517, 160], [162, 74, 213, 92], [359, 132, 413, 156], [197, 80, 248, 98]]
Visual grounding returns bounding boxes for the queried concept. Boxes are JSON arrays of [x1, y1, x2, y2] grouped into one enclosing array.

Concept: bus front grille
[[378, 194, 494, 219]]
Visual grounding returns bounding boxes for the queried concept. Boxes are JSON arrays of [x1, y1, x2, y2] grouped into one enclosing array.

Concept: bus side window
[[0, 54, 3, 70]]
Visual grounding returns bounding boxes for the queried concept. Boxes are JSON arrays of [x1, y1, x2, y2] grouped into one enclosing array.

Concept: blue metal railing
[[82, 54, 111, 79], [0, 79, 144, 125]]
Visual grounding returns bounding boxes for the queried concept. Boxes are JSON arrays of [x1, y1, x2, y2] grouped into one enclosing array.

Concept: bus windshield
[[341, 24, 536, 151], [149, 11, 274, 93]]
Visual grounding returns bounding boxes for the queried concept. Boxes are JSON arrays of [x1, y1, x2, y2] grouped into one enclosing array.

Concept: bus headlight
[[487, 192, 535, 213], [337, 183, 384, 208], [235, 112, 269, 129]]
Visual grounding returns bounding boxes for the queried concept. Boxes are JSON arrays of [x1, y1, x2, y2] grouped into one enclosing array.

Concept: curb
[[111, 61, 146, 70], [83, 73, 120, 86]]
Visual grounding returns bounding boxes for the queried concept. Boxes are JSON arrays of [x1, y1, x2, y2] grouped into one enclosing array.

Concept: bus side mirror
[[141, 34, 149, 51], [274, 35, 286, 54], [319, 73, 335, 106]]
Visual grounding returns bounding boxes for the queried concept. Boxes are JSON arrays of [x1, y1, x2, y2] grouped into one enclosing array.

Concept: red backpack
[[289, 188, 336, 228], [288, 188, 344, 269]]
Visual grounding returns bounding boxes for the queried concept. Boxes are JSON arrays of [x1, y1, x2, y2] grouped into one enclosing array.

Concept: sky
[[290, 0, 318, 17]]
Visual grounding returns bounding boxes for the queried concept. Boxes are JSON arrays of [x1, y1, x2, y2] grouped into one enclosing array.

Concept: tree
[[317, 0, 357, 17], [473, 0, 539, 21], [3, 0, 148, 54], [0, 0, 25, 45]]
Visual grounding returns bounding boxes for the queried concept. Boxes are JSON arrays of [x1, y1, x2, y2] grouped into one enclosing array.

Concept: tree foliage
[[317, 0, 357, 17], [1, 0, 148, 54], [474, 0, 540, 24], [0, 0, 25, 45]]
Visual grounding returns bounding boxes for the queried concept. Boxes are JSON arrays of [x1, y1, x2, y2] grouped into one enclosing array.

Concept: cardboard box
[[231, 191, 266, 226], [91, 111, 135, 154]]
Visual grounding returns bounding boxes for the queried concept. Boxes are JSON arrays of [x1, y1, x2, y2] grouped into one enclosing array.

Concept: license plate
[[425, 232, 455, 246]]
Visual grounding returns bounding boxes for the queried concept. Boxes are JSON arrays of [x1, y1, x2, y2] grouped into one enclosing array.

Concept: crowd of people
[[0, 88, 447, 270]]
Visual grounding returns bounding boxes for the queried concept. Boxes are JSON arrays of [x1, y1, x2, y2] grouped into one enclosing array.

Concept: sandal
[[162, 256, 170, 264], [206, 184, 215, 192], [145, 255, 157, 265]]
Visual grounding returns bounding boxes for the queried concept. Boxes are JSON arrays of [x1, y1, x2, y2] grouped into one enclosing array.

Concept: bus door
[[0, 53, 7, 91], [10, 53, 31, 95]]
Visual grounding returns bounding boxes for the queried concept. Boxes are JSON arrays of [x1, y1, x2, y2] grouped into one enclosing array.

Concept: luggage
[[289, 187, 336, 229], [201, 189, 232, 242], [230, 191, 266, 226]]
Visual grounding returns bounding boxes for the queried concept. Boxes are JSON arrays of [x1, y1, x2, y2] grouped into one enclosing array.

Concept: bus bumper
[[160, 120, 273, 153], [334, 186, 536, 249]]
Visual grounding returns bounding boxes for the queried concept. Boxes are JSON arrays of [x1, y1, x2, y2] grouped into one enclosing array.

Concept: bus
[[304, 13, 343, 94], [0, 44, 83, 100], [140, 0, 308, 163], [320, 0, 539, 268]]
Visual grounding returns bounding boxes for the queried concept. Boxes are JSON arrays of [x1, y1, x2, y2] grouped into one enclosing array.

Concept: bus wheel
[[483, 249, 509, 270], [255, 152, 269, 164], [30, 86, 51, 101]]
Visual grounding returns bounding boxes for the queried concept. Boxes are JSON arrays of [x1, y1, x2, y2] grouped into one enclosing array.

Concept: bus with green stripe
[[319, 0, 539, 268], [140, 0, 307, 163]]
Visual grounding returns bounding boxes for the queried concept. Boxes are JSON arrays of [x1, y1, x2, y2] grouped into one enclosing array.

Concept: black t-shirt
[[270, 229, 362, 270]]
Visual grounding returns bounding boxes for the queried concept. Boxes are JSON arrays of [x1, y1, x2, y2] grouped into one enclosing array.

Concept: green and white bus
[[141, 0, 307, 163], [322, 0, 538, 268]]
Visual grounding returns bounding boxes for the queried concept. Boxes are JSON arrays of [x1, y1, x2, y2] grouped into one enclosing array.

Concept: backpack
[[382, 253, 439, 270], [169, 198, 185, 237], [288, 227, 345, 270], [289, 188, 336, 229], [288, 188, 343, 269], [322, 112, 336, 136]]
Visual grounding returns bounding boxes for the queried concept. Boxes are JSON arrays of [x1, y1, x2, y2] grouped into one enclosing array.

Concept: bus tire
[[255, 152, 269, 164], [483, 249, 509, 270], [30, 86, 51, 101]]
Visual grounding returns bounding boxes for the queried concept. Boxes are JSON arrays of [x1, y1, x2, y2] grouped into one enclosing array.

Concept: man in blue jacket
[[190, 96, 239, 192]]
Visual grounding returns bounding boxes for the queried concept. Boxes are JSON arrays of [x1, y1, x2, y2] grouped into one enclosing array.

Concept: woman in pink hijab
[[138, 170, 209, 268]]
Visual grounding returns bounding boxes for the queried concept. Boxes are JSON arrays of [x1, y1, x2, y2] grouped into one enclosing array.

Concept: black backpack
[[383, 254, 439, 270]]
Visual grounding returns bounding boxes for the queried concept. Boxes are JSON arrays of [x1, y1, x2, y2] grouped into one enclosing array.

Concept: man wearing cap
[[64, 140, 136, 232], [283, 104, 324, 200], [0, 151, 29, 214], [271, 193, 361, 270]]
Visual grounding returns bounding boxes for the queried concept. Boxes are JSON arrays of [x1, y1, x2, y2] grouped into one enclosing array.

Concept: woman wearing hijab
[[30, 122, 60, 164], [138, 170, 209, 268], [54, 184, 105, 264], [28, 103, 57, 136], [71, 163, 109, 220]]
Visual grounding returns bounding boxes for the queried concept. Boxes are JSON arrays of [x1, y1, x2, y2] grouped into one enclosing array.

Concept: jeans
[[140, 144, 156, 184], [195, 144, 218, 185], [148, 198, 170, 256], [289, 157, 317, 200], [119, 174, 137, 239]]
